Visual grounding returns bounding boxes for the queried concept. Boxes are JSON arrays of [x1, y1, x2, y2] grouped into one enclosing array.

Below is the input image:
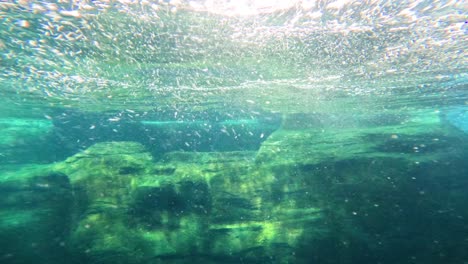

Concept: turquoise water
[[1, 1, 467, 263]]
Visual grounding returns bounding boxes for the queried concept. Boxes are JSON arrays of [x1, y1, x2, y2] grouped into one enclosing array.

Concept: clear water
[[0, 1, 467, 263]]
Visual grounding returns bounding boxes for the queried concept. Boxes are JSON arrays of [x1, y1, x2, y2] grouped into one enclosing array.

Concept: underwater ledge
[[0, 105, 467, 264], [0, 115, 467, 263]]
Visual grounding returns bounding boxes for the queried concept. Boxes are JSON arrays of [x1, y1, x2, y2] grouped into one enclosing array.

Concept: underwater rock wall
[[51, 141, 325, 263], [0, 168, 73, 264], [1, 107, 467, 264]]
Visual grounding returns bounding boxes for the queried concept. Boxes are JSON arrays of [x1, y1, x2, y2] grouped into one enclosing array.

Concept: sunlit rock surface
[[51, 142, 326, 263], [257, 109, 457, 165], [32, 115, 462, 263], [0, 102, 467, 264], [0, 116, 467, 263]]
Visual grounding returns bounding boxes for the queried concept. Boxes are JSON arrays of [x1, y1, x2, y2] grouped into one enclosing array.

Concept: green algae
[[0, 118, 466, 264], [28, 141, 324, 262], [0, 99, 466, 264], [256, 108, 452, 166]]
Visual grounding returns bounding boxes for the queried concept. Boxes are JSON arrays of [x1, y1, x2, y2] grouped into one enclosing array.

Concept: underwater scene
[[0, 1, 467, 263]]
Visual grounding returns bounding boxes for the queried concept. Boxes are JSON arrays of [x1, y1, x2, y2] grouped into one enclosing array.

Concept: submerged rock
[[256, 109, 457, 166], [49, 141, 327, 263], [0, 168, 73, 264], [4, 127, 466, 264]]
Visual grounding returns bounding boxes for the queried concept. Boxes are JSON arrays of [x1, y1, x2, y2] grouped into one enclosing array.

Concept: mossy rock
[[256, 108, 458, 166], [52, 141, 328, 263]]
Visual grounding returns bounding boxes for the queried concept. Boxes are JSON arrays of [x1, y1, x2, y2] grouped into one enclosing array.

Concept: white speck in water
[[17, 20, 30, 28]]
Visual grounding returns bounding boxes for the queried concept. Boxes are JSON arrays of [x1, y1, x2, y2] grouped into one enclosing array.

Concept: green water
[[1, 1, 467, 263]]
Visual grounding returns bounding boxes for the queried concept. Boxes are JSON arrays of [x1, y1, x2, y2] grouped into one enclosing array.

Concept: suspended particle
[[17, 20, 30, 28]]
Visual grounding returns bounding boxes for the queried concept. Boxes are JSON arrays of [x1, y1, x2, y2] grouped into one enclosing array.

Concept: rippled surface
[[1, 0, 466, 114]]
